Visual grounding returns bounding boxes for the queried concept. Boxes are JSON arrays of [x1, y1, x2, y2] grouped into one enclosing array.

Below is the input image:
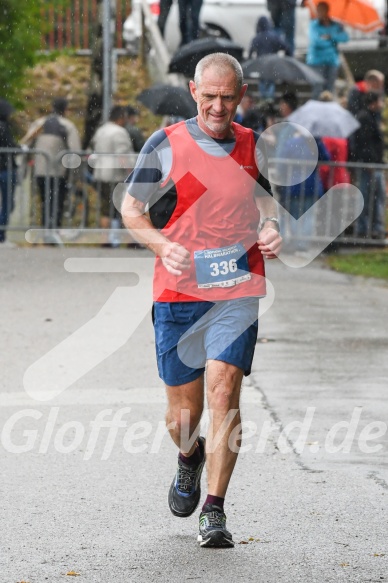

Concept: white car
[[123, 0, 385, 57], [123, 0, 308, 56]]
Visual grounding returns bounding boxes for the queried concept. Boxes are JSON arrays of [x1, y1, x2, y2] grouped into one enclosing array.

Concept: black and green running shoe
[[197, 504, 234, 548], [168, 436, 206, 518]]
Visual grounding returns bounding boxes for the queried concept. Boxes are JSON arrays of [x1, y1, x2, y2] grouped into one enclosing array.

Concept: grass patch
[[326, 251, 388, 280]]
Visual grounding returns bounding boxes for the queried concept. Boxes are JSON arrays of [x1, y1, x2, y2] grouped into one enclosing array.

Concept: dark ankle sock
[[179, 441, 202, 467], [203, 495, 225, 511]]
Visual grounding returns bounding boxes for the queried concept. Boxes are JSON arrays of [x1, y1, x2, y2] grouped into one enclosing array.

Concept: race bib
[[194, 243, 251, 288]]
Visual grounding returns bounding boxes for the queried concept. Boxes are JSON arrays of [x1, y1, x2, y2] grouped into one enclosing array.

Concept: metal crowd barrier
[[1, 148, 387, 248], [2, 148, 139, 245], [269, 158, 388, 249]]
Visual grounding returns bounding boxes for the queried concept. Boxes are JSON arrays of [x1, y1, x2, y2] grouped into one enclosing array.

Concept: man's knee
[[166, 405, 202, 434], [207, 363, 243, 412]]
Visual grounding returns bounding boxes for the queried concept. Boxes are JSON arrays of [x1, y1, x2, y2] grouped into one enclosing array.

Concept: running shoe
[[197, 504, 234, 548], [168, 436, 206, 517]]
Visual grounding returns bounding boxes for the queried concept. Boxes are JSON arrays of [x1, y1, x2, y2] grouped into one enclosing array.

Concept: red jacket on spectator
[[319, 136, 351, 190]]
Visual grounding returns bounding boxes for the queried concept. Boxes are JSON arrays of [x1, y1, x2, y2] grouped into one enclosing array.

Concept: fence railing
[[1, 148, 387, 248], [41, 0, 132, 51], [269, 158, 388, 249]]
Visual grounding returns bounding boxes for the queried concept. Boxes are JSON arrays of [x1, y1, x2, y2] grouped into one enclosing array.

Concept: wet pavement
[[1, 246, 387, 582]]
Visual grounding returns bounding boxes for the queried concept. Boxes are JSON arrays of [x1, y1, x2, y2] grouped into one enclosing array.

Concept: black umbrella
[[137, 84, 197, 119], [242, 55, 324, 85], [169, 38, 244, 78], [0, 98, 14, 119]]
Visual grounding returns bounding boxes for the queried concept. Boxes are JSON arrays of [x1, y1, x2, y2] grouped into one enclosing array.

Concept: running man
[[122, 53, 282, 547]]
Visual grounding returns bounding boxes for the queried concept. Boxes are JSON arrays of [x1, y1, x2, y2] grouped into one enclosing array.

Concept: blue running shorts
[[152, 297, 259, 386]]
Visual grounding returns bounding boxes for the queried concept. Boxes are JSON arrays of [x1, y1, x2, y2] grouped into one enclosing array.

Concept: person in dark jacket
[[158, 0, 173, 37], [349, 91, 386, 239], [347, 69, 385, 117], [126, 106, 146, 153], [267, 0, 297, 55], [249, 16, 291, 99], [249, 16, 291, 58], [178, 0, 203, 45], [0, 99, 18, 245]]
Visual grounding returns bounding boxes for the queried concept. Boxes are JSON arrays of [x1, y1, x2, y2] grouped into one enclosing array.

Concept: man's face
[[189, 66, 247, 138]]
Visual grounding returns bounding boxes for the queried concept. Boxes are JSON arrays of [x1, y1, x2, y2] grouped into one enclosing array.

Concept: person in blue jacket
[[306, 1, 349, 98]]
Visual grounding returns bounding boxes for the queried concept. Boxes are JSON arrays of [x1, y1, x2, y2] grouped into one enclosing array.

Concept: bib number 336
[[209, 259, 238, 276], [194, 243, 251, 288]]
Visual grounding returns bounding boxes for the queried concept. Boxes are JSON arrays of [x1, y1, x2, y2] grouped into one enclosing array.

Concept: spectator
[[0, 99, 18, 246], [126, 106, 146, 153], [249, 16, 292, 99], [275, 90, 299, 190], [348, 91, 386, 239], [347, 69, 385, 117], [306, 1, 349, 99], [234, 94, 255, 124], [90, 105, 134, 246], [242, 101, 277, 133], [276, 127, 330, 251], [158, 0, 173, 37], [22, 97, 81, 230], [178, 0, 203, 46], [278, 90, 298, 118], [249, 16, 291, 58], [318, 91, 351, 190], [267, 0, 298, 55]]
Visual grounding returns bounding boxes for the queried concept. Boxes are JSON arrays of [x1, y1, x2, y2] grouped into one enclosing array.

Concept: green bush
[[0, 0, 67, 104]]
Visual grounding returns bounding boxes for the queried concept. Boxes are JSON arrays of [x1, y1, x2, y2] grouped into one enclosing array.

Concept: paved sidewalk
[[1, 247, 387, 582]]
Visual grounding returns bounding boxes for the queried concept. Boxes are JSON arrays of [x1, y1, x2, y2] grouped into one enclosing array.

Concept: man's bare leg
[[205, 360, 244, 498], [196, 360, 242, 548], [166, 375, 206, 518], [165, 375, 204, 455]]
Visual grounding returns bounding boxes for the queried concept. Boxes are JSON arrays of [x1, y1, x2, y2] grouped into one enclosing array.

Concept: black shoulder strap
[[42, 114, 69, 148]]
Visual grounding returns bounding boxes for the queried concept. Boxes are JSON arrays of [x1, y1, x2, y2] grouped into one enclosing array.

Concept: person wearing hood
[[0, 99, 18, 246], [249, 16, 291, 99], [249, 16, 292, 58]]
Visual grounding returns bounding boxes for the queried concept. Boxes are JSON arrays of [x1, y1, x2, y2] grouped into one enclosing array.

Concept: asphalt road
[[1, 246, 387, 583]]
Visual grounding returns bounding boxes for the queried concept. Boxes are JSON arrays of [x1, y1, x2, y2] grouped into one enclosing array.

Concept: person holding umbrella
[[316, 91, 351, 191], [306, 1, 349, 98], [122, 53, 282, 548], [0, 99, 18, 246], [248, 16, 292, 99]]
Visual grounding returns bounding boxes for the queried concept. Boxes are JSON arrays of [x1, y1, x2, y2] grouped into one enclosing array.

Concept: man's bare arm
[[255, 193, 283, 259], [121, 193, 191, 275]]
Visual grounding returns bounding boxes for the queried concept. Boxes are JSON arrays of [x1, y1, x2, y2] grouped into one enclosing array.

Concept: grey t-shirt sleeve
[[125, 129, 172, 205]]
